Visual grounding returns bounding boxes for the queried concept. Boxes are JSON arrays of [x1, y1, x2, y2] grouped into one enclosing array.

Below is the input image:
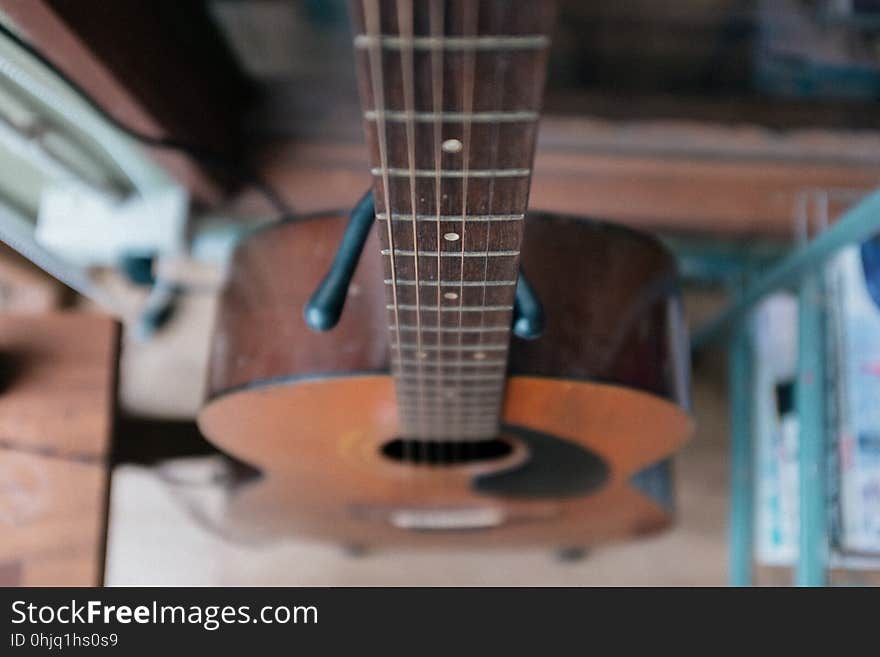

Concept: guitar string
[[453, 0, 479, 447], [397, 0, 427, 455], [473, 0, 509, 438], [429, 0, 446, 460], [363, 0, 407, 461]]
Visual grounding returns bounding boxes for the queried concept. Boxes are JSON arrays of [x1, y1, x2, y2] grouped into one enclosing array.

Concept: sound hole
[[381, 439, 513, 466]]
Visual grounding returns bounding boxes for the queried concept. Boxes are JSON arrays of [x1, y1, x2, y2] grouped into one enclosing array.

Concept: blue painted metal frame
[[795, 273, 828, 586], [687, 188, 880, 586], [728, 285, 754, 586], [692, 189, 880, 349]]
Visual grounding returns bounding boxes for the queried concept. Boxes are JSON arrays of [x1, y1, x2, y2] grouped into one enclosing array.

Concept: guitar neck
[[350, 0, 555, 441]]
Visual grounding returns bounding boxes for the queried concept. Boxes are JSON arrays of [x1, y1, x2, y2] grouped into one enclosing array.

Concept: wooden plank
[[0, 452, 108, 586], [0, 314, 118, 458], [255, 116, 880, 237], [0, 313, 118, 586]]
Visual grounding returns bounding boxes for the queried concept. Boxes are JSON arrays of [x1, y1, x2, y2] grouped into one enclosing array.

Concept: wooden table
[[0, 313, 119, 586]]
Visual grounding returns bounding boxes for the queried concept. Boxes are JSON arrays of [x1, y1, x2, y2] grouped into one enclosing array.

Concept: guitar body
[[198, 210, 693, 547]]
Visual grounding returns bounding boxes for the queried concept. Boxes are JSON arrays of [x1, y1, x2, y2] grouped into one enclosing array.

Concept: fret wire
[[406, 430, 499, 435], [396, 388, 505, 394], [398, 408, 503, 412], [398, 429, 500, 433], [397, 420, 500, 426], [354, 34, 549, 50], [398, 436, 499, 440], [398, 417, 498, 422], [398, 408, 501, 416], [399, 415, 503, 419], [398, 433, 499, 439], [400, 415, 498, 422], [398, 400, 503, 406], [394, 381, 501, 392], [401, 423, 498, 429], [371, 167, 529, 178], [365, 110, 537, 123], [416, 429, 499, 435], [398, 400, 503, 407], [388, 304, 512, 312], [401, 426, 498, 431], [397, 434, 499, 440], [402, 420, 497, 426], [398, 392, 504, 398], [400, 415, 500, 420], [396, 408, 500, 414], [398, 430, 500, 438], [400, 399, 501, 416], [397, 387, 504, 394], [397, 419, 501, 425], [397, 401, 503, 406], [376, 213, 523, 222], [401, 422, 498, 429], [398, 429, 499, 436], [398, 408, 502, 413], [400, 418, 499, 426], [393, 325, 509, 332], [397, 398, 504, 404], [401, 412, 499, 417], [397, 403, 502, 408], [399, 413, 502, 417], [396, 394, 503, 400], [398, 424, 498, 430], [395, 383, 505, 389], [400, 384, 504, 390], [393, 360, 505, 366], [397, 407, 501, 413], [398, 397, 504, 404], [385, 279, 517, 286], [381, 249, 519, 257], [395, 373, 505, 380], [402, 395, 504, 408], [398, 434, 499, 438], [391, 343, 508, 350]]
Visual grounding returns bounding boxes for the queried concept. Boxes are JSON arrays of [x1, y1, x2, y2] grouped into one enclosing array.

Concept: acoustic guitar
[[198, 0, 693, 548]]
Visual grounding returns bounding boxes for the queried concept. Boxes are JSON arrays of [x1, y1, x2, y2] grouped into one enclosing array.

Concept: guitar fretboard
[[350, 0, 554, 440]]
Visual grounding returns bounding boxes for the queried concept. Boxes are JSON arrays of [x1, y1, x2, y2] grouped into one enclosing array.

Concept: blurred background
[[0, 0, 879, 586]]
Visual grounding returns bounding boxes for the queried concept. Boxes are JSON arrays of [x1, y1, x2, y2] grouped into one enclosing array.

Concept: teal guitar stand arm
[[304, 190, 375, 331], [305, 190, 544, 338]]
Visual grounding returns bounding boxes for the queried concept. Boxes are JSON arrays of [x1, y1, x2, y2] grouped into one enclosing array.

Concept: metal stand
[[795, 272, 828, 586], [691, 189, 880, 586], [727, 283, 754, 587]]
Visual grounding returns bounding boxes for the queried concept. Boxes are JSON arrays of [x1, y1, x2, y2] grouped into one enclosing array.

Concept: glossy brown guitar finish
[[199, 0, 693, 548], [199, 211, 693, 547]]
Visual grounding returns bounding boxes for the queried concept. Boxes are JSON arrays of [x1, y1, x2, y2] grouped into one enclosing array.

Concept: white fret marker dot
[[442, 138, 463, 153], [443, 292, 458, 300], [473, 352, 486, 360], [418, 352, 429, 359], [444, 232, 460, 242]]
